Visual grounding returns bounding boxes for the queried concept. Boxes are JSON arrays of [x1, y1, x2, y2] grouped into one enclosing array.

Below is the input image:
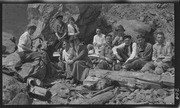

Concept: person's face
[[156, 34, 165, 43], [28, 29, 36, 35], [106, 36, 111, 44], [137, 38, 145, 46], [124, 38, 131, 46], [96, 29, 101, 35], [63, 41, 69, 49], [69, 19, 74, 24]]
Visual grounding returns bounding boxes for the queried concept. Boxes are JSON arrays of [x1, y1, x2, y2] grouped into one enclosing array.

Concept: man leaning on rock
[[15, 25, 44, 71]]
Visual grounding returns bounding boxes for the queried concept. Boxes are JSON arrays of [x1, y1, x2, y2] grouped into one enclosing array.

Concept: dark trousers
[[15, 51, 43, 69], [116, 48, 129, 62], [125, 59, 148, 71]]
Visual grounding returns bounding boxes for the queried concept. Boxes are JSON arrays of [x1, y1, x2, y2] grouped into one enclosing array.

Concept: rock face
[[113, 19, 155, 44], [104, 3, 174, 44], [2, 52, 21, 69], [76, 4, 112, 44], [27, 4, 112, 45], [2, 32, 17, 54], [2, 73, 27, 105]]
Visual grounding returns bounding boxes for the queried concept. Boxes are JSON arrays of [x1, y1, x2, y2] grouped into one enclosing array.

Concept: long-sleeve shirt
[[18, 31, 32, 52], [112, 42, 137, 61], [93, 34, 106, 46], [152, 41, 173, 62], [68, 24, 79, 36], [137, 42, 153, 61]]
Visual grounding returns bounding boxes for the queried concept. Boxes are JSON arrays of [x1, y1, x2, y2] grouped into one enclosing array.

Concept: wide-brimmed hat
[[115, 25, 125, 32]]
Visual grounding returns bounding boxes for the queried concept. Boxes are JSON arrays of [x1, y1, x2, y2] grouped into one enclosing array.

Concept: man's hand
[[162, 59, 168, 63], [97, 44, 102, 48], [67, 59, 74, 65], [117, 55, 123, 62]]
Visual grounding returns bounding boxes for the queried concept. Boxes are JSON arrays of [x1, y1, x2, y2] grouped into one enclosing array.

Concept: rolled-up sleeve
[[127, 43, 137, 60], [93, 35, 97, 45], [112, 43, 125, 55], [164, 42, 173, 62], [152, 44, 157, 61]]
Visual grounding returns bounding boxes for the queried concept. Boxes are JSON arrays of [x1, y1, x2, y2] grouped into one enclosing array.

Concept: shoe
[[15, 66, 22, 71]]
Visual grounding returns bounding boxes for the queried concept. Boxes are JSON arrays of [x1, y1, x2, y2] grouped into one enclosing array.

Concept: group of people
[[15, 14, 174, 86], [88, 25, 174, 75], [15, 15, 92, 85]]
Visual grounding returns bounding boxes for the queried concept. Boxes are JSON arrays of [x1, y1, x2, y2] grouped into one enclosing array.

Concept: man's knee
[[154, 67, 164, 75], [141, 62, 154, 72], [96, 61, 109, 70]]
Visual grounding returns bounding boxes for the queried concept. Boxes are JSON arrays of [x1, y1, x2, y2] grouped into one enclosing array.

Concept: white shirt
[[93, 34, 106, 46], [68, 24, 79, 36], [18, 31, 32, 52], [112, 42, 137, 61], [62, 48, 73, 62]]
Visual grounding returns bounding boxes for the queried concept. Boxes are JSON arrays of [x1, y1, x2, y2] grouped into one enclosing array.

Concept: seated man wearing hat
[[112, 25, 125, 47], [96, 34, 116, 70]]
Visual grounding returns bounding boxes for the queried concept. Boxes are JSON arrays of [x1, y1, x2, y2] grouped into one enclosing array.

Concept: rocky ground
[[2, 3, 175, 105], [2, 53, 175, 105]]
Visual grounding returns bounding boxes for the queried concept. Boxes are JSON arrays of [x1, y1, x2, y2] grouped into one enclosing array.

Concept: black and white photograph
[[2, 0, 179, 107]]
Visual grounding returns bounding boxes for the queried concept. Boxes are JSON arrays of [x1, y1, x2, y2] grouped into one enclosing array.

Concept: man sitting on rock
[[96, 34, 116, 70], [15, 25, 46, 71], [112, 35, 137, 70], [141, 31, 173, 74]]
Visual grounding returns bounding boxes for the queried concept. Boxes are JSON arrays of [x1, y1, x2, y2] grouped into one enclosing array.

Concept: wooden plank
[[88, 69, 174, 88]]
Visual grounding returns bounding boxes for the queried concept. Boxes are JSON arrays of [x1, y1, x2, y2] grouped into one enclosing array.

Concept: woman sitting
[[67, 35, 92, 85]]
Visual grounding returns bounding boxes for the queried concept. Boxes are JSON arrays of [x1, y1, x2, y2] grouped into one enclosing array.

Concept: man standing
[[121, 34, 153, 71], [54, 15, 68, 50], [93, 28, 106, 54], [141, 32, 173, 74], [96, 34, 115, 70]]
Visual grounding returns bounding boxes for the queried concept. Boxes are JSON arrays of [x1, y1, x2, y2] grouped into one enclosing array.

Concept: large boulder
[[27, 4, 112, 46], [104, 3, 174, 44], [2, 52, 21, 70], [112, 19, 155, 44], [76, 4, 112, 44], [2, 32, 17, 54], [2, 73, 27, 105]]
